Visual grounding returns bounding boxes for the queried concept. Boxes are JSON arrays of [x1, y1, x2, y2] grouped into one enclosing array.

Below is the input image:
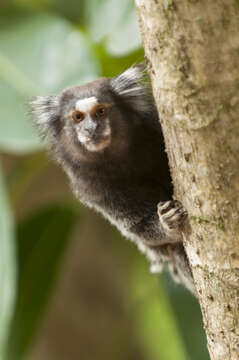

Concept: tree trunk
[[135, 1, 239, 359]]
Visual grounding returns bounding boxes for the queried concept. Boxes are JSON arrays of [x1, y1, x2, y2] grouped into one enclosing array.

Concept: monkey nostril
[[85, 122, 98, 134], [82, 126, 96, 137]]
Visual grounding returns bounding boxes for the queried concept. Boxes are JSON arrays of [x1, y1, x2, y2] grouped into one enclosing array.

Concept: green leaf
[[0, 13, 100, 154], [130, 258, 189, 360], [85, 0, 141, 55], [105, 2, 141, 55], [7, 204, 78, 360], [0, 163, 16, 359]]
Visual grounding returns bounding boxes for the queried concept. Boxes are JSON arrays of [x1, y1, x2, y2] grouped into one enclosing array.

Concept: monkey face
[[68, 97, 112, 152], [57, 79, 127, 160]]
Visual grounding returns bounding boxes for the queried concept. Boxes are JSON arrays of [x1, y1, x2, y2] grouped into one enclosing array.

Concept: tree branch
[[135, 1, 239, 359]]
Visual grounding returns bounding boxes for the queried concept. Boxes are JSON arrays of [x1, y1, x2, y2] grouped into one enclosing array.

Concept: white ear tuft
[[110, 64, 155, 114], [29, 95, 60, 126], [28, 95, 61, 143]]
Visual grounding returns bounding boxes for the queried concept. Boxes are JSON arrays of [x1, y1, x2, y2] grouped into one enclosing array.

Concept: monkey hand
[[157, 200, 187, 243]]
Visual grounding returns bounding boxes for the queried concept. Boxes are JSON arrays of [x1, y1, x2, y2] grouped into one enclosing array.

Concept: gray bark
[[135, 1, 239, 359]]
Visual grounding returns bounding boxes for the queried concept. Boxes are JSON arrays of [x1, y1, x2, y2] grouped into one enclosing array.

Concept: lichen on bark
[[135, 1, 239, 359]]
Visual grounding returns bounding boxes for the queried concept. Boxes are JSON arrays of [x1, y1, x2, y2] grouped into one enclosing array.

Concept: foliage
[[0, 1, 209, 359], [7, 205, 78, 360], [0, 166, 15, 359]]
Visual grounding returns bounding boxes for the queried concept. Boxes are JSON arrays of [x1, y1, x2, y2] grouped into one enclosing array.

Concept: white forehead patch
[[75, 96, 98, 112]]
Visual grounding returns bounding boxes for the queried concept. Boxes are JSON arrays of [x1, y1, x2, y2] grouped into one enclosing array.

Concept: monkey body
[[67, 105, 171, 243], [30, 66, 194, 293]]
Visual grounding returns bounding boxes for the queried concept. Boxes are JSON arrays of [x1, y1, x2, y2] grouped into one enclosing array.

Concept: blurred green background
[[0, 1, 210, 359]]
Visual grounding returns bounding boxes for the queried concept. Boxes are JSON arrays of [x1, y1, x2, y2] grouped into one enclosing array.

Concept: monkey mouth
[[84, 135, 111, 152]]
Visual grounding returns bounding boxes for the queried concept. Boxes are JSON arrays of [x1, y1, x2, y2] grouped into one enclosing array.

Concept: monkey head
[[30, 65, 155, 164]]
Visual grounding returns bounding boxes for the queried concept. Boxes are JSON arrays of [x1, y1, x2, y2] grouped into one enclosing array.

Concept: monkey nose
[[82, 122, 98, 137]]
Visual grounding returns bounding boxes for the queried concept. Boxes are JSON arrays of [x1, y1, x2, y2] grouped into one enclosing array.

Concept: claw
[[157, 200, 187, 232]]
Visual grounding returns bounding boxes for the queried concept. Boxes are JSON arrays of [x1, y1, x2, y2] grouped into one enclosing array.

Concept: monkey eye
[[72, 111, 85, 123], [95, 106, 106, 118]]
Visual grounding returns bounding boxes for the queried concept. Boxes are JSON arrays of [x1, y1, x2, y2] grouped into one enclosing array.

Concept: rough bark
[[135, 1, 239, 359]]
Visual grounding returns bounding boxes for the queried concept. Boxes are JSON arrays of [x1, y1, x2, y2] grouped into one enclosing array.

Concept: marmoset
[[30, 64, 195, 293]]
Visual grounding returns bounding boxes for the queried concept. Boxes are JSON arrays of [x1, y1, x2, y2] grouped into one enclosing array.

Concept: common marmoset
[[30, 64, 195, 293]]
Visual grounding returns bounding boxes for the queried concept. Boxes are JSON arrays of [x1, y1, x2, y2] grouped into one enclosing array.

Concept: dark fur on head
[[30, 64, 194, 293]]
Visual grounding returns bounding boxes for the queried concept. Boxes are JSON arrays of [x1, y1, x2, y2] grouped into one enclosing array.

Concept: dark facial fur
[[30, 65, 194, 293]]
